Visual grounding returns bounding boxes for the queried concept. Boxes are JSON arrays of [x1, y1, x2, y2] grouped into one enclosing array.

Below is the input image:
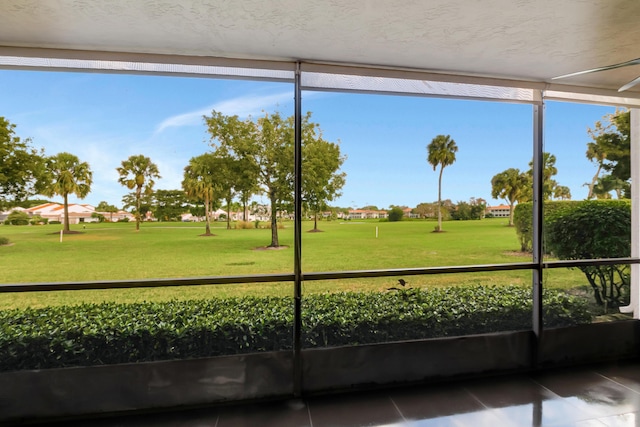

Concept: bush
[[0, 286, 591, 372], [5, 210, 29, 225], [91, 212, 106, 223], [513, 201, 583, 252], [0, 237, 10, 245], [387, 206, 404, 222], [235, 221, 253, 229], [545, 200, 631, 309], [49, 220, 61, 225], [29, 215, 48, 225], [4, 211, 24, 225], [119, 217, 129, 222]]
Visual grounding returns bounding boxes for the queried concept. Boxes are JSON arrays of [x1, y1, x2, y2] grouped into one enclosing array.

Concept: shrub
[[387, 207, 404, 222], [6, 210, 29, 225], [235, 221, 253, 229], [0, 286, 591, 372], [0, 237, 10, 245], [49, 220, 61, 225], [545, 200, 631, 309], [91, 212, 106, 223], [29, 215, 48, 225], [119, 217, 129, 222], [513, 201, 583, 252]]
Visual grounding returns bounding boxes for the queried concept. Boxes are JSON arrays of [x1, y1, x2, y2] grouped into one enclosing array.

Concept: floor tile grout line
[[526, 374, 599, 422], [461, 386, 523, 427], [530, 370, 636, 423], [462, 386, 490, 410], [388, 396, 407, 422], [306, 400, 314, 427], [594, 370, 640, 396], [527, 375, 566, 401]]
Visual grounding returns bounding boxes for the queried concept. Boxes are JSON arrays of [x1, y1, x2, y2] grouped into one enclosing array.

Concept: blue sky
[[0, 69, 617, 210]]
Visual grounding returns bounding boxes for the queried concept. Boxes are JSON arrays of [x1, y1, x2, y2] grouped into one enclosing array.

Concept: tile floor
[[36, 361, 640, 426]]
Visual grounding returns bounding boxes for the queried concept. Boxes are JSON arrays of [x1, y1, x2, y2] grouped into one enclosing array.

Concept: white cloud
[[154, 91, 293, 134]]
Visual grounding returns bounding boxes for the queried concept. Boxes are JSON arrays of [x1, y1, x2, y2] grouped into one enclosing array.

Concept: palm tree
[[490, 168, 530, 226], [96, 200, 118, 222], [427, 135, 458, 232], [553, 185, 572, 200], [183, 153, 219, 236], [117, 155, 161, 231], [40, 152, 93, 233]]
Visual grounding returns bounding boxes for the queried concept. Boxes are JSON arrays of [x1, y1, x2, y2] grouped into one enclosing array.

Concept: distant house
[[402, 207, 419, 219], [348, 209, 388, 220], [0, 206, 27, 222], [485, 204, 511, 218], [26, 202, 98, 224], [107, 210, 135, 222], [20, 203, 134, 224], [321, 211, 346, 219]]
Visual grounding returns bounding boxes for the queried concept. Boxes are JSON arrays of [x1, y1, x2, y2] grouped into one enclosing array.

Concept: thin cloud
[[155, 91, 293, 134]]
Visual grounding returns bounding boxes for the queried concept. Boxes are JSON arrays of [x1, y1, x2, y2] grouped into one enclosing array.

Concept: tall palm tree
[[41, 152, 93, 233], [117, 155, 160, 231], [183, 153, 218, 236], [427, 135, 458, 232]]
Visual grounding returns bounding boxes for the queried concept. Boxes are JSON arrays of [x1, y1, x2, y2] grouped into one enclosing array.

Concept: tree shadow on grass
[[253, 245, 289, 251]]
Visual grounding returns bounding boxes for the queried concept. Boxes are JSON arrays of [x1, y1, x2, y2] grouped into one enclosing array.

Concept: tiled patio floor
[[35, 361, 640, 426]]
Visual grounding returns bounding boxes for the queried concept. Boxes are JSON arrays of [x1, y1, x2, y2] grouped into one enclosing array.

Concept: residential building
[[348, 209, 389, 219], [485, 204, 511, 218]]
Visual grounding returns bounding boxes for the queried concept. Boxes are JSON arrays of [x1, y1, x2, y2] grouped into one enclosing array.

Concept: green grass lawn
[[0, 218, 586, 308]]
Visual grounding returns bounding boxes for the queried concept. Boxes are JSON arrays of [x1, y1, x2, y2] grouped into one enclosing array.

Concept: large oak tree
[[205, 110, 345, 247], [0, 117, 45, 209]]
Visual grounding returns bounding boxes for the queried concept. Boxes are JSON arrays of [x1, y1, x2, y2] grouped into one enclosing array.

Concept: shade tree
[[302, 121, 346, 231], [585, 109, 630, 198], [152, 189, 188, 221], [206, 110, 345, 247], [0, 117, 45, 209]]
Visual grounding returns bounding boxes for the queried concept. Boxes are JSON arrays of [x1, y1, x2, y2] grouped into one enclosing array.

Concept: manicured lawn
[[0, 218, 585, 308]]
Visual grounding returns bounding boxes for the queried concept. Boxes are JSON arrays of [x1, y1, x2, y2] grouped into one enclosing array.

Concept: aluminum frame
[[0, 56, 639, 396]]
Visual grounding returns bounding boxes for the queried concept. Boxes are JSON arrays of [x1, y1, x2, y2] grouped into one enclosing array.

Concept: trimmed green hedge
[[513, 200, 631, 252], [0, 286, 591, 372]]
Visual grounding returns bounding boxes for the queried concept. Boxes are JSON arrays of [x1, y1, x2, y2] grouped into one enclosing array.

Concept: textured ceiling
[[1, 0, 640, 95]]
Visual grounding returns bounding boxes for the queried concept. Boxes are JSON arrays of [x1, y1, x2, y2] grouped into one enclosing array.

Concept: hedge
[[0, 286, 591, 372], [513, 200, 631, 252], [545, 201, 631, 308]]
